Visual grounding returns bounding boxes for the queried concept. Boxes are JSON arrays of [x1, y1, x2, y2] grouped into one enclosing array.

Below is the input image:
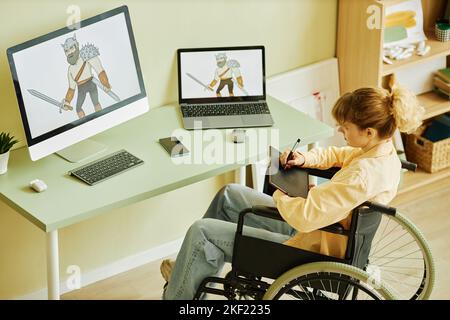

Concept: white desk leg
[[235, 166, 246, 186], [251, 157, 270, 192], [308, 143, 318, 187], [251, 164, 262, 192], [46, 230, 60, 300]]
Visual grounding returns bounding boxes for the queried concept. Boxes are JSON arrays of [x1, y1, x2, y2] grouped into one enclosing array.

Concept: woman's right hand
[[280, 150, 305, 169]]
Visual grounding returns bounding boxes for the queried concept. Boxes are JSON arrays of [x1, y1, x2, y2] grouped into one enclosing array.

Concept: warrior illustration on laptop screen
[[180, 49, 264, 99], [177, 46, 272, 129]]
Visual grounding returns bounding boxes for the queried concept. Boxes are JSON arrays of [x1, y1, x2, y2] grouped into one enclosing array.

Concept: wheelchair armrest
[[301, 167, 341, 180], [236, 206, 284, 235], [319, 223, 349, 235], [300, 161, 415, 179], [400, 159, 417, 172], [362, 201, 396, 216], [238, 206, 350, 236], [251, 205, 284, 221]]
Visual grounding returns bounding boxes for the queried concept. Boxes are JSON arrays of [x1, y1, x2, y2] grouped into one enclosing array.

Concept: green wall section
[[0, 0, 337, 298]]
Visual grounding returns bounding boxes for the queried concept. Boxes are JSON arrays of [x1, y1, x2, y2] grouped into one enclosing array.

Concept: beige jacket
[[272, 140, 401, 258]]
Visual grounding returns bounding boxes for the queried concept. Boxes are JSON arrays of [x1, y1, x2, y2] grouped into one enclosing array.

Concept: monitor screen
[[7, 6, 146, 147], [178, 47, 264, 102]]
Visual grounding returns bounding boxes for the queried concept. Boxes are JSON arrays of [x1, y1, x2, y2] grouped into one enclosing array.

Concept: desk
[[0, 96, 333, 299]]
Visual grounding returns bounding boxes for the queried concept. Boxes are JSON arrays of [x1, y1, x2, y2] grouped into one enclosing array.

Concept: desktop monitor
[[7, 6, 148, 162]]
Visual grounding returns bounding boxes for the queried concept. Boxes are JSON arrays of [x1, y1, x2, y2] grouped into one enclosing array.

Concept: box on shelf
[[435, 20, 450, 42], [423, 114, 450, 142], [404, 122, 450, 173]]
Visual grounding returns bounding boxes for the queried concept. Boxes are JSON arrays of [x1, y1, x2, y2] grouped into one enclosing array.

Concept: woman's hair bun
[[390, 86, 424, 133]]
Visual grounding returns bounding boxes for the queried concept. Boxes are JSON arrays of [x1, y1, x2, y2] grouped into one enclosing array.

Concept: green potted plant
[[0, 132, 18, 175]]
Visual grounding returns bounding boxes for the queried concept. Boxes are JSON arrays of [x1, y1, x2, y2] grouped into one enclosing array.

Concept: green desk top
[[0, 96, 333, 232]]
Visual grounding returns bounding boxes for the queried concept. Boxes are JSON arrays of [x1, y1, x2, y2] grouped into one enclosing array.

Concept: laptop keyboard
[[182, 103, 270, 118]]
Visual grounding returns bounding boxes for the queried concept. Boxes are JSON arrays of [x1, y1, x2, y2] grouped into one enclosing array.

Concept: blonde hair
[[332, 86, 424, 139]]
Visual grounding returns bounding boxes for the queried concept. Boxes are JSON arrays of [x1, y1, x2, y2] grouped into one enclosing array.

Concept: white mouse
[[30, 179, 47, 193], [231, 129, 246, 143]]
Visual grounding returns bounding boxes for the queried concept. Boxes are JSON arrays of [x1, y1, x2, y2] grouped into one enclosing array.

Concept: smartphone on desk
[[159, 137, 190, 157]]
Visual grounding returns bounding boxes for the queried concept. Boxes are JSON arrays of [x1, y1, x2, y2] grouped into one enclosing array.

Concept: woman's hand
[[280, 150, 305, 169]]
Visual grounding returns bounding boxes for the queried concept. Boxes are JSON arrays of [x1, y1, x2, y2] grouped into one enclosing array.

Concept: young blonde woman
[[160, 85, 424, 300]]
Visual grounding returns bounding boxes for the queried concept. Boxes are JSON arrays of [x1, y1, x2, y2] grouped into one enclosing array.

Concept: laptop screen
[[178, 46, 265, 103]]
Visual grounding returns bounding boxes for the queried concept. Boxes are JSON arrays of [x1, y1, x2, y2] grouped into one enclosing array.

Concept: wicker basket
[[405, 125, 450, 173]]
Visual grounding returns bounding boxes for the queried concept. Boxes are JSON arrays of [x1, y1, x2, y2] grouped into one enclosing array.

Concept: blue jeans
[[163, 184, 296, 300]]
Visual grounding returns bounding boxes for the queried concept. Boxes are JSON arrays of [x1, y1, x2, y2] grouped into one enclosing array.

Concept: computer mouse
[[231, 129, 246, 143], [29, 179, 48, 193]]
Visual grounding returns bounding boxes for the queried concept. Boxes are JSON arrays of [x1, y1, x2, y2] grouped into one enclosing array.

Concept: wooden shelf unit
[[383, 31, 450, 76], [338, 0, 449, 94], [337, 0, 450, 196], [418, 90, 450, 121]]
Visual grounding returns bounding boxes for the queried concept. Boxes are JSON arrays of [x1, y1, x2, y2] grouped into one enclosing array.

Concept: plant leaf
[[0, 132, 18, 153]]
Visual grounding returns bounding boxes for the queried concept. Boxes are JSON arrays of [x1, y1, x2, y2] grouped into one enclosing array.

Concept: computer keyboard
[[69, 149, 144, 185], [182, 102, 271, 118]]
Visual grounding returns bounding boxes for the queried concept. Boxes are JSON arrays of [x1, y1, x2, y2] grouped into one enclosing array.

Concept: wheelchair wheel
[[263, 262, 395, 300], [366, 211, 435, 300]]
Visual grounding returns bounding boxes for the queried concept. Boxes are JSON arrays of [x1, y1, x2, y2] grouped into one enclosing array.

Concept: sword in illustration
[[186, 73, 214, 91], [27, 89, 74, 114], [232, 78, 249, 96], [91, 77, 120, 102]]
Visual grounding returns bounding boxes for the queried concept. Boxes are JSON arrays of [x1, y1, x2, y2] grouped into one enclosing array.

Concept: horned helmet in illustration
[[61, 34, 100, 65], [61, 34, 80, 65], [215, 52, 227, 68], [215, 52, 240, 68]]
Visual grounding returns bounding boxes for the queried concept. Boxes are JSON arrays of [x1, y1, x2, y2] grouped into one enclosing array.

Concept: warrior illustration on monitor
[[27, 34, 121, 119]]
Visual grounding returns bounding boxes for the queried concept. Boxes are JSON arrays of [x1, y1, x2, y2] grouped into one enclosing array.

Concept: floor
[[62, 180, 450, 300]]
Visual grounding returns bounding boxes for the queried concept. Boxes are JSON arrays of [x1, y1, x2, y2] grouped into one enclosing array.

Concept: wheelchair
[[194, 160, 435, 300]]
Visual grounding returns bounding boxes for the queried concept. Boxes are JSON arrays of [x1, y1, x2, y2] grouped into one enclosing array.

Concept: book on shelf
[[433, 86, 450, 99], [434, 76, 450, 93], [435, 68, 450, 84]]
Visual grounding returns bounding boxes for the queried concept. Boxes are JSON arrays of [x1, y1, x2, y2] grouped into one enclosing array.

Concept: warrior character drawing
[[207, 53, 245, 97], [61, 34, 113, 119]]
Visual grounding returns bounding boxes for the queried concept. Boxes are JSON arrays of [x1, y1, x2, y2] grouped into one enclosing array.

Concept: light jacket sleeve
[[273, 169, 368, 233], [301, 146, 358, 170]]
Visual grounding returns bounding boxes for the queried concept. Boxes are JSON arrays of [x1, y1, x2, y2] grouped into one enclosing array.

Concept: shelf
[[383, 32, 450, 76], [382, 0, 413, 7], [397, 166, 450, 196], [417, 91, 450, 120]]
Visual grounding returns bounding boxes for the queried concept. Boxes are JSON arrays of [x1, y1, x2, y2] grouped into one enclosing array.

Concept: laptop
[[177, 46, 274, 129]]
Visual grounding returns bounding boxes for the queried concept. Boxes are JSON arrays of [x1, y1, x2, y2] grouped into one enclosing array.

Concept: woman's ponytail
[[332, 82, 425, 139], [390, 86, 425, 134]]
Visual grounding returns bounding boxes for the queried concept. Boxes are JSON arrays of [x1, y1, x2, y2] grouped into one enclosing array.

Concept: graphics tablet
[[268, 146, 309, 198]]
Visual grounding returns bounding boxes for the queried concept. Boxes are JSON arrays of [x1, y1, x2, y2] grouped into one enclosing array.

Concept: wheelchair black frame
[[194, 160, 415, 300]]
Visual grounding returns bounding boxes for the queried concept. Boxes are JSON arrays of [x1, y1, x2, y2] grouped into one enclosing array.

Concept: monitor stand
[[56, 139, 107, 163]]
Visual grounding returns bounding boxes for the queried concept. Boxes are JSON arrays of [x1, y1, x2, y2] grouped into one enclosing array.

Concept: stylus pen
[[285, 138, 301, 166]]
